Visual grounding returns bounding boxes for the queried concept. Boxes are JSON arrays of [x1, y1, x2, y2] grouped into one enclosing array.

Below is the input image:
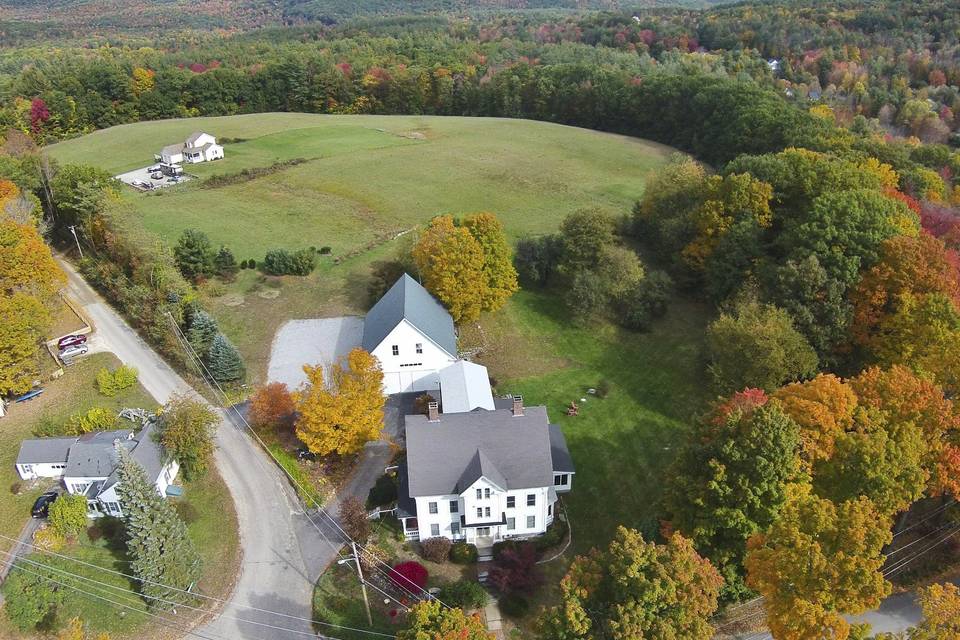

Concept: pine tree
[[114, 447, 201, 610], [186, 310, 219, 358], [206, 333, 245, 382]]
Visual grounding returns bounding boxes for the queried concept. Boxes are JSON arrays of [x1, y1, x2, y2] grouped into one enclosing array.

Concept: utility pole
[[345, 541, 373, 626], [68, 225, 83, 259]]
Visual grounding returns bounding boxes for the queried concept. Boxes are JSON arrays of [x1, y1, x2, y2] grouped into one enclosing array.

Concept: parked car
[[57, 334, 87, 350], [150, 171, 163, 180], [296, 446, 316, 462], [60, 343, 89, 360], [32, 491, 58, 518]]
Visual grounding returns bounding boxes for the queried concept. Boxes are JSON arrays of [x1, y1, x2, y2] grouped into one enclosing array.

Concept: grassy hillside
[[49, 114, 674, 258]]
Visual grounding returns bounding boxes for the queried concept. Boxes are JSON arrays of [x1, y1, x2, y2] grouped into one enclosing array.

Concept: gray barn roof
[[362, 274, 456, 356], [405, 405, 570, 497], [16, 437, 77, 465]]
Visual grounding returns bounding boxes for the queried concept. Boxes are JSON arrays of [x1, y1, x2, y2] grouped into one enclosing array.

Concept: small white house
[[397, 397, 574, 550], [362, 274, 459, 395], [156, 131, 224, 165], [16, 421, 179, 518]]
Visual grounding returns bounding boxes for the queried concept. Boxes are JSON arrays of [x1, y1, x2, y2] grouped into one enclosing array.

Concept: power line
[[0, 537, 396, 639]]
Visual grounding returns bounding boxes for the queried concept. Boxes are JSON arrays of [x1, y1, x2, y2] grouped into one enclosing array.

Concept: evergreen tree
[[173, 229, 216, 281], [114, 447, 201, 609], [186, 310, 218, 358], [214, 246, 238, 279], [206, 333, 245, 382]]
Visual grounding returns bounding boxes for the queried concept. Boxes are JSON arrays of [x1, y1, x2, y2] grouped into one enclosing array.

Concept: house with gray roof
[[363, 273, 459, 395], [396, 396, 574, 549], [16, 420, 179, 518], [155, 131, 223, 165]]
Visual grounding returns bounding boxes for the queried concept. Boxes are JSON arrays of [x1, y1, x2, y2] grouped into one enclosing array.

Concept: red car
[[57, 334, 87, 350]]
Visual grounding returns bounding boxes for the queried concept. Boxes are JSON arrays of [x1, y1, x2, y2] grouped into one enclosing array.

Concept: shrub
[[95, 365, 139, 397], [533, 519, 569, 553], [498, 593, 529, 618], [449, 542, 479, 564], [48, 494, 88, 539], [366, 474, 398, 508], [390, 560, 428, 591], [438, 579, 489, 610], [263, 248, 317, 276], [421, 537, 453, 564]]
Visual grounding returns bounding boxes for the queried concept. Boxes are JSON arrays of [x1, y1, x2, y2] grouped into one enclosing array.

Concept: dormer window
[[392, 345, 399, 356]]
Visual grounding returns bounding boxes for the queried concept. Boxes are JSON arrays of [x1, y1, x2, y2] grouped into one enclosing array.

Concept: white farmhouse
[[156, 131, 224, 165], [363, 274, 459, 395], [396, 396, 574, 552], [15, 421, 179, 518]]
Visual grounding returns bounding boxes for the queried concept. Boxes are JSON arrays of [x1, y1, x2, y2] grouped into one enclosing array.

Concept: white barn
[[16, 421, 179, 518], [362, 274, 458, 395]]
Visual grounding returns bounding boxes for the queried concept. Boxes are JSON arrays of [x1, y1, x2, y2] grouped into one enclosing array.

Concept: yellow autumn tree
[[463, 212, 519, 313], [295, 348, 385, 456], [412, 215, 487, 323], [0, 220, 66, 303]]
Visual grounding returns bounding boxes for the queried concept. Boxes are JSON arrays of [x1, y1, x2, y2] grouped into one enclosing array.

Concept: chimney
[[427, 401, 440, 422], [511, 395, 524, 417]]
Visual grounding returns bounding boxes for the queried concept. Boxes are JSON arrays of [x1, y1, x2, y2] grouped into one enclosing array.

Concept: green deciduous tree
[[158, 395, 217, 480], [706, 299, 819, 394], [745, 486, 891, 640], [115, 446, 201, 610], [173, 229, 216, 282], [206, 333, 245, 382], [664, 400, 800, 596], [538, 527, 722, 640], [48, 493, 88, 539]]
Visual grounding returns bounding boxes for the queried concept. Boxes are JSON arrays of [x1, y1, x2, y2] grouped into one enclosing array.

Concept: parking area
[[267, 316, 364, 390], [115, 166, 192, 191]]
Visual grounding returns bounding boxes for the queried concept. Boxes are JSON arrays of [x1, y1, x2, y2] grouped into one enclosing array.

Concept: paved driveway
[[267, 317, 364, 389]]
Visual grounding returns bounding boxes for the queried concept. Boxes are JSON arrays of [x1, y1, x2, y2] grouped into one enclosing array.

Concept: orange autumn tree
[[773, 374, 858, 468], [745, 485, 891, 640], [249, 381, 295, 430], [295, 348, 385, 456]]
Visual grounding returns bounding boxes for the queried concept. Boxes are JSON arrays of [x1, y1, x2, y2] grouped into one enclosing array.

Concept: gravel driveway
[[267, 317, 364, 389]]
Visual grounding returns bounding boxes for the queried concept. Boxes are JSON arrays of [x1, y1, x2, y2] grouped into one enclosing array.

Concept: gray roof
[[404, 406, 557, 497], [438, 361, 495, 414], [65, 430, 135, 478], [549, 424, 575, 473], [16, 437, 77, 465], [363, 274, 457, 356]]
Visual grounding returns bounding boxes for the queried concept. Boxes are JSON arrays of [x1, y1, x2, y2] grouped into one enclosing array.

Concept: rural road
[[58, 258, 402, 640]]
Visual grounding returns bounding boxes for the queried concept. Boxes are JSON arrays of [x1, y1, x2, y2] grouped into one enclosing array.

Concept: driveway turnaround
[[267, 317, 364, 389]]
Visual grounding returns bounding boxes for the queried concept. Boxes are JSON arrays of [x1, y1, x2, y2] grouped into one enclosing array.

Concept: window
[[416, 343, 423, 354], [484, 488, 491, 499], [430, 524, 440, 536], [484, 507, 491, 518], [506, 496, 515, 508], [477, 508, 483, 518], [476, 489, 482, 499], [428, 501, 438, 514], [391, 345, 399, 356], [527, 516, 535, 528], [507, 518, 516, 530], [449, 500, 459, 513], [527, 494, 536, 506], [554, 474, 569, 486], [451, 522, 461, 535]]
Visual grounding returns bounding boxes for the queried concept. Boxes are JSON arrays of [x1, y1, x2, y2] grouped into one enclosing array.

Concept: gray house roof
[[438, 360, 495, 414], [362, 274, 457, 356], [16, 437, 77, 465], [549, 425, 575, 473], [405, 405, 569, 497]]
